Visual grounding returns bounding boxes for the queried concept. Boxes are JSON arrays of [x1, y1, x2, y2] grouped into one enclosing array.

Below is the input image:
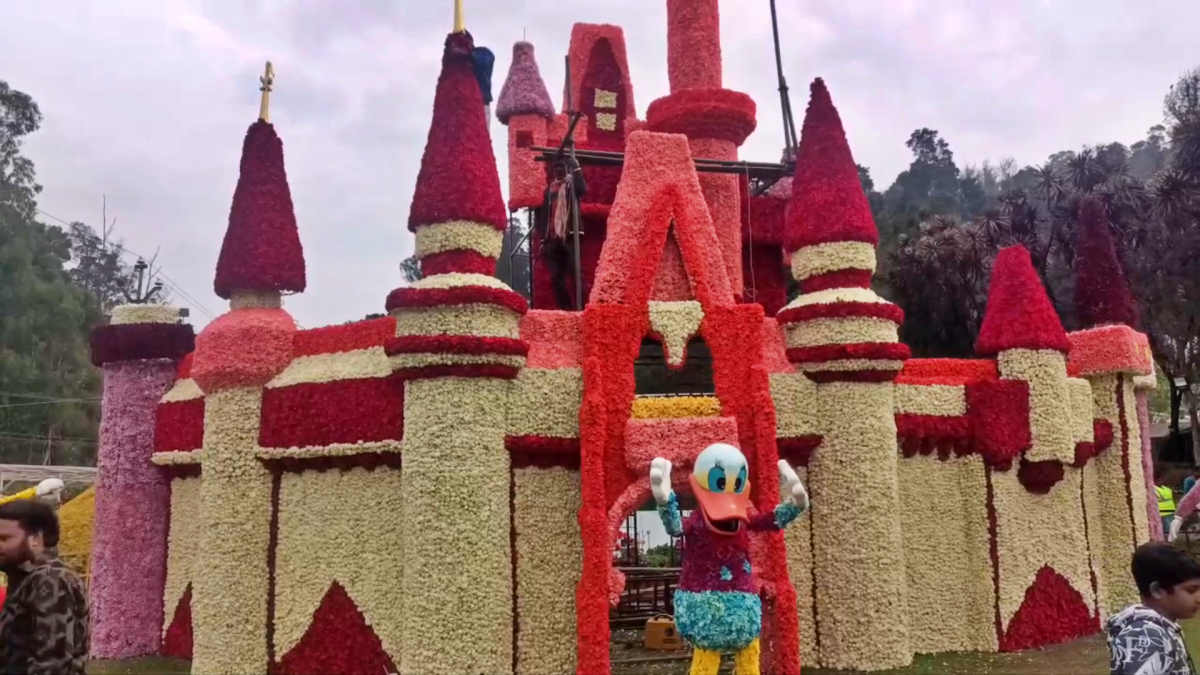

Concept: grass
[[83, 619, 1200, 675]]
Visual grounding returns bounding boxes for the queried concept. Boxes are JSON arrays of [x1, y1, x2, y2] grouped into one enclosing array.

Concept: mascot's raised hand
[[778, 460, 809, 512], [650, 457, 673, 506]]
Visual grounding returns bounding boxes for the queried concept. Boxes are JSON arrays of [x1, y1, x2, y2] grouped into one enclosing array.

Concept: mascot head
[[688, 443, 750, 536]]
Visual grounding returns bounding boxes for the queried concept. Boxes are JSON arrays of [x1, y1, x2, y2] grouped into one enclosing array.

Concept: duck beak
[[689, 474, 750, 536]]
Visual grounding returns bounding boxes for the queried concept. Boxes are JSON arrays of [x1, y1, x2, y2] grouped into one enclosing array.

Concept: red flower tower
[[645, 0, 756, 299], [384, 2, 528, 672], [775, 79, 912, 671], [189, 62, 305, 673]]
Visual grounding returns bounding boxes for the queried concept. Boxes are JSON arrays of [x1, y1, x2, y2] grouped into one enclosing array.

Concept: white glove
[[778, 460, 809, 511], [650, 458, 673, 506], [35, 478, 63, 499], [1170, 516, 1184, 543]]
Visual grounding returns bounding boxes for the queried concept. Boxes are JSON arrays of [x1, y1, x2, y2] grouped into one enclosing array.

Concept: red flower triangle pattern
[[273, 581, 397, 675], [1000, 565, 1097, 652], [161, 584, 194, 659]]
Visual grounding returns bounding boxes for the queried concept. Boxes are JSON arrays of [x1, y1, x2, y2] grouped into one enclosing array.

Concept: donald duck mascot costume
[[650, 444, 809, 675]]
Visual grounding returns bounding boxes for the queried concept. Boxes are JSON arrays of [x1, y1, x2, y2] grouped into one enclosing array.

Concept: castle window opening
[[634, 336, 715, 397]]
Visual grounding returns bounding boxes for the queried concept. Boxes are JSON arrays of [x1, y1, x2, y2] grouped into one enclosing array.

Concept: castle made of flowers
[[85, 1, 1159, 673]]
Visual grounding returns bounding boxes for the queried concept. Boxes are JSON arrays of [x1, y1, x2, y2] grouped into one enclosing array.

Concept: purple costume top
[[677, 509, 785, 593]]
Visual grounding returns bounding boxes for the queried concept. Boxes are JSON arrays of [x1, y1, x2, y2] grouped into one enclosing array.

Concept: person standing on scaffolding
[[539, 154, 587, 309]]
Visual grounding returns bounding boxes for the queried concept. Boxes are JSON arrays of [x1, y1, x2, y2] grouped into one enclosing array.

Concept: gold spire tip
[[453, 0, 465, 33], [258, 61, 275, 122]]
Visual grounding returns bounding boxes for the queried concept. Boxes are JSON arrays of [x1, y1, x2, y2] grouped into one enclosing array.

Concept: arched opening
[[633, 336, 715, 397]]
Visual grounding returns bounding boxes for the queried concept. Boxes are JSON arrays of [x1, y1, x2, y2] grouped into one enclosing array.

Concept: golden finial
[[258, 61, 275, 122], [453, 0, 465, 33]]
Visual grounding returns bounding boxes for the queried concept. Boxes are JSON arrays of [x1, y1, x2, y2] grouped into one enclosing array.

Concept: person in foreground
[[0, 499, 88, 675], [1107, 542, 1200, 675], [651, 443, 809, 675]]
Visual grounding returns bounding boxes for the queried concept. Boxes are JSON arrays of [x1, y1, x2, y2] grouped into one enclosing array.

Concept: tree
[[66, 221, 163, 312], [0, 81, 43, 221], [495, 214, 531, 300], [399, 255, 422, 283]]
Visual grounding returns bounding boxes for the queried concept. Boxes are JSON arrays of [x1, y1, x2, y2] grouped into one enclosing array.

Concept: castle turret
[[774, 78, 912, 671], [189, 62, 303, 674], [645, 0, 756, 299], [497, 40, 555, 211], [384, 10, 527, 673], [88, 305, 194, 659]]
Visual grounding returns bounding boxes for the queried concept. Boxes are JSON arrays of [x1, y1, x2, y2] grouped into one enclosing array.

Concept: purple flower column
[[88, 306, 194, 658]]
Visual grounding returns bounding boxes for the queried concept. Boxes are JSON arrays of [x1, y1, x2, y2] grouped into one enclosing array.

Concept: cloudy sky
[[2, 0, 1196, 330]]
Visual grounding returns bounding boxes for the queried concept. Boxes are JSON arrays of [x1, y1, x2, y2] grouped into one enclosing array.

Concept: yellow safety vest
[[1158, 485, 1177, 515]]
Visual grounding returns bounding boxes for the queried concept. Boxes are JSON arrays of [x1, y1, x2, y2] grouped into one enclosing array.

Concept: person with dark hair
[[1107, 542, 1200, 674], [0, 499, 88, 675], [539, 155, 587, 309]]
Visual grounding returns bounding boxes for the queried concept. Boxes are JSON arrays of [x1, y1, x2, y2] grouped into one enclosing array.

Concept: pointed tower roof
[[786, 78, 878, 253], [1074, 196, 1139, 329], [976, 245, 1070, 356], [213, 118, 307, 300], [407, 31, 506, 233], [496, 41, 555, 125]]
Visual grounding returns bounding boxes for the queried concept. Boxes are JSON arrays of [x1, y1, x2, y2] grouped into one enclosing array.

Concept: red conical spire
[[408, 32, 506, 232], [786, 78, 878, 253], [1074, 197, 1139, 329], [213, 120, 306, 300], [976, 246, 1070, 356]]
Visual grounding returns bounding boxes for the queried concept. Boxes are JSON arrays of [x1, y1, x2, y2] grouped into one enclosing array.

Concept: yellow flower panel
[[111, 303, 182, 325], [898, 454, 996, 654], [402, 378, 512, 674], [266, 348, 392, 388], [647, 300, 704, 366], [514, 467, 582, 675], [274, 467, 405, 661], [162, 378, 203, 403], [991, 467, 1094, 631], [998, 350, 1074, 464], [193, 387, 274, 674], [508, 368, 583, 438], [790, 242, 877, 280], [163, 476, 202, 637], [630, 396, 721, 419]]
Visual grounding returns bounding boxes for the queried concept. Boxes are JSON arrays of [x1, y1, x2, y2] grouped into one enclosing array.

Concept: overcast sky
[[2, 0, 1196, 330]]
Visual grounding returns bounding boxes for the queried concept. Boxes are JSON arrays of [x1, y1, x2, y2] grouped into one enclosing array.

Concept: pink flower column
[[88, 309, 194, 658], [1137, 392, 1163, 541]]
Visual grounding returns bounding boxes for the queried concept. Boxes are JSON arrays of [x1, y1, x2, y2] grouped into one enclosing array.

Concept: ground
[[84, 620, 1199, 675]]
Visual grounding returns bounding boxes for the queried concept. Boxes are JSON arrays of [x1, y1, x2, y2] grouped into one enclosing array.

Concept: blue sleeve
[[774, 502, 804, 529], [656, 492, 683, 537]]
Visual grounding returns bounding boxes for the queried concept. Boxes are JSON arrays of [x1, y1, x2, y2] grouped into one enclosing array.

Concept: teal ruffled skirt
[[673, 590, 762, 652]]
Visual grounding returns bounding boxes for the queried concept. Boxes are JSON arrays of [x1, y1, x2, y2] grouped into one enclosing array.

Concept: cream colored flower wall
[[402, 377, 512, 674], [193, 387, 273, 674], [162, 476, 201, 637], [780, 468, 818, 668], [513, 467, 582, 675], [273, 467, 405, 662]]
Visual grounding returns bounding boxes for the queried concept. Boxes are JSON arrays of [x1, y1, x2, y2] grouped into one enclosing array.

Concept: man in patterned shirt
[[1108, 542, 1200, 675], [0, 498, 88, 675]]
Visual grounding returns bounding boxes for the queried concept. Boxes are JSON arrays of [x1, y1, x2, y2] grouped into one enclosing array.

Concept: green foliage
[[399, 254, 422, 283]]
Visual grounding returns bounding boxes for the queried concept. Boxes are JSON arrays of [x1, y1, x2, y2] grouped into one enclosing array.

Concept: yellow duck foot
[[688, 638, 761, 675]]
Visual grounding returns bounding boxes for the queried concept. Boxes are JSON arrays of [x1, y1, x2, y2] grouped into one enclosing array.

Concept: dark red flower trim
[[266, 471, 281, 665], [90, 323, 196, 367], [1016, 458, 1066, 494], [161, 585, 193, 659], [155, 399, 205, 452], [393, 364, 521, 380], [999, 565, 1097, 652], [385, 285, 528, 316], [292, 317, 395, 357], [800, 269, 872, 294], [259, 451, 403, 475], [777, 301, 904, 326], [1117, 375, 1138, 545], [966, 380, 1031, 467], [272, 582, 398, 675], [897, 414, 973, 461], [1094, 419, 1114, 452], [156, 463, 201, 480], [419, 249, 495, 276], [806, 370, 900, 383], [511, 452, 581, 470], [259, 377, 403, 449], [384, 334, 528, 357], [986, 469, 1003, 643], [644, 88, 758, 145], [505, 435, 580, 455], [1074, 197, 1139, 329], [975, 246, 1070, 356], [214, 120, 307, 299], [407, 32, 506, 232], [739, 178, 789, 245], [777, 436, 822, 469], [786, 342, 911, 365]]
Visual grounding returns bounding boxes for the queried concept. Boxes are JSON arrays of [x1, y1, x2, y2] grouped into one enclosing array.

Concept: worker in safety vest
[[1158, 482, 1177, 535]]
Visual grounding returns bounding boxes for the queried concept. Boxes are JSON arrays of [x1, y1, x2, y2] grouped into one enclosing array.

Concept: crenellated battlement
[[85, 2, 1158, 674]]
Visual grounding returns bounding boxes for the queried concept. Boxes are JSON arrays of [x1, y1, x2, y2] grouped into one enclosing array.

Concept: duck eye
[[707, 466, 727, 492], [734, 467, 747, 493]]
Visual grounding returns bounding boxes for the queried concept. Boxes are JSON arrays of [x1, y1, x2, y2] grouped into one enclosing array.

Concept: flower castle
[[86, 1, 1160, 673]]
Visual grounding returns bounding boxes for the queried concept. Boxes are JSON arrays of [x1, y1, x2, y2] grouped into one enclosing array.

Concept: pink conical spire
[[786, 78, 878, 253], [496, 41, 555, 125]]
